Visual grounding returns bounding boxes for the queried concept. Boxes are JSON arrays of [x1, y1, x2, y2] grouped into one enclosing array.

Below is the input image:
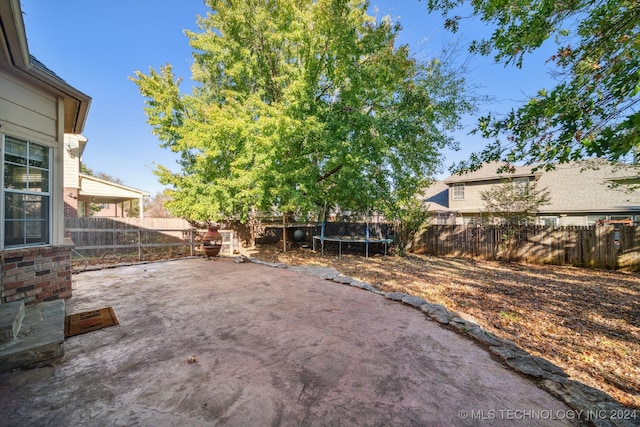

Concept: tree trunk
[[282, 213, 287, 253]]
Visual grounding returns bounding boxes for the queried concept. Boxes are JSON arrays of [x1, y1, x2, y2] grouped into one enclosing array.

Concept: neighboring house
[[63, 134, 149, 218], [423, 161, 640, 226], [0, 0, 91, 304]]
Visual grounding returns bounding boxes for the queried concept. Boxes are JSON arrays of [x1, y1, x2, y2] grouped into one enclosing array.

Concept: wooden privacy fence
[[411, 225, 640, 271], [65, 218, 237, 260]]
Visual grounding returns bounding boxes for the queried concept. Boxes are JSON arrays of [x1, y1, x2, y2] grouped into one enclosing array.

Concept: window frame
[[538, 216, 559, 227], [452, 183, 465, 200], [513, 177, 530, 194], [2, 135, 52, 249]]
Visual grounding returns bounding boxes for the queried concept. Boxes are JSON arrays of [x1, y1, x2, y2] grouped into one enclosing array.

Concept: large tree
[[144, 192, 173, 218], [132, 0, 473, 222], [426, 0, 640, 172]]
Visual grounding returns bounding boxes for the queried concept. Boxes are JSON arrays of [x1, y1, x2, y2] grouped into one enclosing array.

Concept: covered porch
[[78, 173, 149, 218]]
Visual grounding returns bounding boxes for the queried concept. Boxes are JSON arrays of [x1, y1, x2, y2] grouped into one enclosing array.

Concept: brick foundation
[[1, 244, 73, 305]]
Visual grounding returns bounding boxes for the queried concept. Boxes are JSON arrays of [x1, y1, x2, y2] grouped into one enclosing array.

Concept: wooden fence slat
[[412, 224, 640, 271]]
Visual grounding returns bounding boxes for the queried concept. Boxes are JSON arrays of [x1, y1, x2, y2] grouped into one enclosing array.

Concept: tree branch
[[317, 164, 343, 182]]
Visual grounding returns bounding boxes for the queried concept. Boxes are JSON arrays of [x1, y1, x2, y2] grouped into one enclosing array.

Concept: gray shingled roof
[[443, 162, 543, 184], [29, 55, 67, 83], [537, 162, 640, 213], [421, 180, 449, 211]]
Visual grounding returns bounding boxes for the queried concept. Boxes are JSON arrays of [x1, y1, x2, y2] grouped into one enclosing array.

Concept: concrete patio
[[0, 257, 579, 426]]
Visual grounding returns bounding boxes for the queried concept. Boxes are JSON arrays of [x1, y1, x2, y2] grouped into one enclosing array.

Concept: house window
[[514, 177, 529, 193], [452, 183, 465, 200], [610, 215, 633, 222], [539, 216, 559, 227], [586, 215, 607, 226], [587, 215, 633, 226], [3, 136, 51, 247]]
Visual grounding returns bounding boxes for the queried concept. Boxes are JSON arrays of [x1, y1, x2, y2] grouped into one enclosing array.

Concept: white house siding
[[552, 214, 637, 227], [448, 180, 500, 211], [0, 71, 58, 145], [63, 134, 82, 189], [557, 216, 588, 227], [0, 69, 68, 246]]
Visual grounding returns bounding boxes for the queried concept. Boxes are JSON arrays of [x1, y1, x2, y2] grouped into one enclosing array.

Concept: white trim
[[452, 183, 465, 200], [79, 173, 149, 196]]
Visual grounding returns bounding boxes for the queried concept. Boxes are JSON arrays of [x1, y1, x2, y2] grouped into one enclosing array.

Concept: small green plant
[[499, 310, 520, 321], [392, 198, 431, 257]]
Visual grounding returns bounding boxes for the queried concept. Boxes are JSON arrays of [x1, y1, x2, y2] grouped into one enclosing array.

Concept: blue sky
[[21, 0, 555, 197]]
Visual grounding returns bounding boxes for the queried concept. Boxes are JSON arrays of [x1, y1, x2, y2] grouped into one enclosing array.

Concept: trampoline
[[311, 207, 393, 257], [312, 235, 393, 257]]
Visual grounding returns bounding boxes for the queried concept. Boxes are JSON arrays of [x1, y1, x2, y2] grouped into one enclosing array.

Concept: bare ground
[[247, 244, 640, 410]]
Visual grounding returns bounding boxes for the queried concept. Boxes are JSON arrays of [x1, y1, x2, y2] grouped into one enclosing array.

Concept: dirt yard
[[248, 245, 640, 410]]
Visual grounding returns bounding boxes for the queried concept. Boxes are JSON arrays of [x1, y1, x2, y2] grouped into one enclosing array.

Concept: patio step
[[0, 300, 65, 371], [0, 301, 25, 344]]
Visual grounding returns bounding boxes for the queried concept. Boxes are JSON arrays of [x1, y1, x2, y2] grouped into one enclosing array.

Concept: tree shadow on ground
[[250, 245, 640, 409]]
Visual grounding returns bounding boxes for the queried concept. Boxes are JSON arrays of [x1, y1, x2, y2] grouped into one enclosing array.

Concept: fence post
[[138, 226, 142, 261], [190, 229, 194, 257]]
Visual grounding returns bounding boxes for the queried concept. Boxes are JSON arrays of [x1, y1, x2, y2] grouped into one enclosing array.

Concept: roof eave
[[25, 64, 92, 134], [539, 208, 640, 214], [1, 0, 91, 134], [79, 173, 151, 197], [0, 0, 29, 67], [444, 172, 542, 185]]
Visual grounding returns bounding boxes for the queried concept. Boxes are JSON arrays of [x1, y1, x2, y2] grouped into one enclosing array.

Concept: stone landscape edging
[[249, 257, 637, 427]]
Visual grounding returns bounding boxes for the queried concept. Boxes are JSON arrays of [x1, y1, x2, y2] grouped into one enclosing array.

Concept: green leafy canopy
[[132, 0, 474, 222], [427, 0, 640, 173]]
